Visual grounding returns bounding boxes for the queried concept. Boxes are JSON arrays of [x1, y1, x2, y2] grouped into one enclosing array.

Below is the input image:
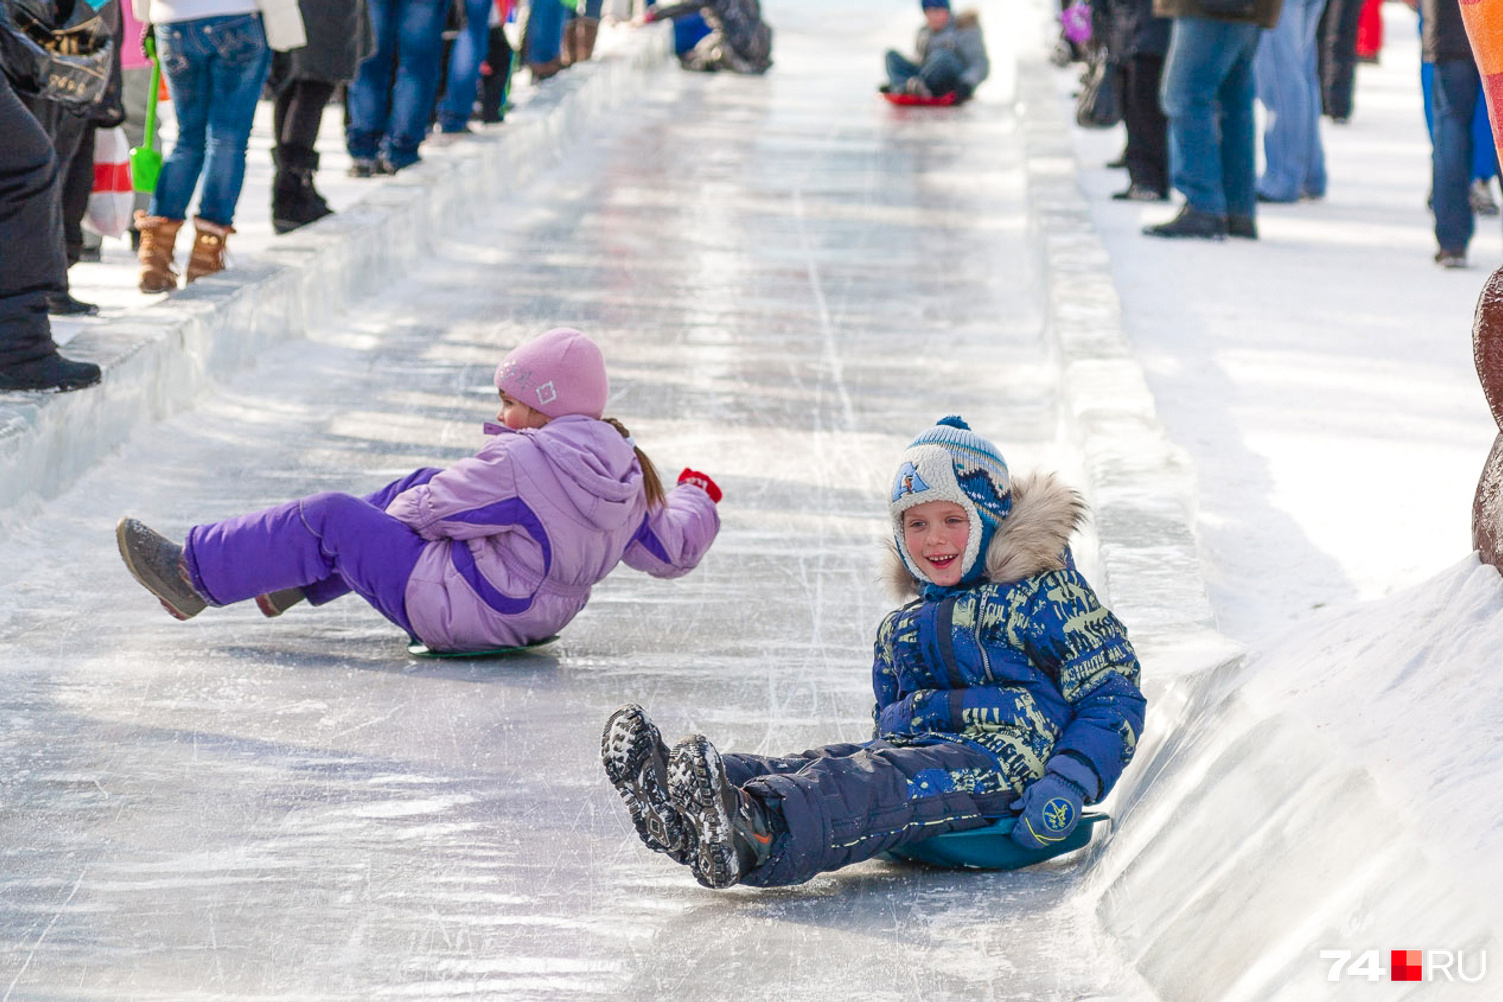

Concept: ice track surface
[[0, 1, 1156, 999]]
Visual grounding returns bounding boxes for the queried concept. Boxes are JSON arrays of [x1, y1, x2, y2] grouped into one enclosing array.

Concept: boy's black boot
[[0, 353, 101, 392], [667, 734, 774, 889], [115, 518, 208, 621], [602, 704, 690, 862]]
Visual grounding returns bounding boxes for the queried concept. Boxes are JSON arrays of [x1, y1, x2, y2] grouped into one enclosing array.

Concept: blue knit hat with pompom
[[889, 416, 1012, 586]]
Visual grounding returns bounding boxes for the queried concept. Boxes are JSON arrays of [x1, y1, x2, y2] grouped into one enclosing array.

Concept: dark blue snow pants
[[182, 468, 441, 634], [723, 737, 1016, 887]]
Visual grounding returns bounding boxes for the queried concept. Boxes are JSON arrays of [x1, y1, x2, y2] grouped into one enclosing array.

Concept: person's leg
[[1123, 53, 1169, 195], [56, 115, 94, 270], [384, 0, 449, 168], [195, 14, 272, 227], [885, 50, 919, 90], [1298, 0, 1328, 198], [437, 0, 492, 132], [477, 22, 513, 122], [1320, 0, 1363, 120], [733, 738, 1013, 887], [347, 0, 401, 163], [1471, 90, 1498, 182], [283, 468, 443, 607], [916, 47, 965, 97], [1217, 25, 1262, 220], [526, 0, 566, 75], [1255, 0, 1315, 201], [0, 74, 88, 385], [1432, 59, 1480, 256], [271, 77, 337, 231], [183, 492, 428, 632], [149, 21, 214, 222], [1161, 16, 1248, 215]]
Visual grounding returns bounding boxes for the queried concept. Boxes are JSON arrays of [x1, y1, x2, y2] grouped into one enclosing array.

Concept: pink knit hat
[[494, 328, 609, 419]]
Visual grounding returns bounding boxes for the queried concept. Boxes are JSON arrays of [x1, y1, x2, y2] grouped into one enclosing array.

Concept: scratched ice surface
[[0, 2, 1153, 999]]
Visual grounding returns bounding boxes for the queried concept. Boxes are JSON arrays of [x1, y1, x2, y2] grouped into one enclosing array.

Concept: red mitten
[[677, 468, 722, 503]]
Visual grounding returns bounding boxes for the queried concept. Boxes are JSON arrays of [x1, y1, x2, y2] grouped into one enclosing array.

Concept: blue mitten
[[1009, 770, 1088, 851]]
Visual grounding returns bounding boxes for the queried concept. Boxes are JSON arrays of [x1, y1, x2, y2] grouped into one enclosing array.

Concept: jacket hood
[[499, 415, 643, 531], [954, 9, 980, 29], [883, 470, 1085, 600]]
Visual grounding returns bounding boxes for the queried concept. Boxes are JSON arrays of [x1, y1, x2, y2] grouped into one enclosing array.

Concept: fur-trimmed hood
[[884, 470, 1086, 600], [955, 9, 981, 29]]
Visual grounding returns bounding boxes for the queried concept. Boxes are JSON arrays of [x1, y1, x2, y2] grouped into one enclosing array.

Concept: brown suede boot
[[575, 17, 599, 61], [561, 20, 577, 66], [185, 216, 234, 283], [135, 211, 183, 293], [529, 57, 562, 83]]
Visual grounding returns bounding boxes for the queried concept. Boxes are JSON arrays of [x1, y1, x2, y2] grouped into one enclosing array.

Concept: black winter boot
[[0, 353, 101, 392], [116, 518, 208, 620], [602, 704, 691, 861], [272, 147, 334, 234], [667, 734, 775, 888], [1142, 205, 1228, 240]]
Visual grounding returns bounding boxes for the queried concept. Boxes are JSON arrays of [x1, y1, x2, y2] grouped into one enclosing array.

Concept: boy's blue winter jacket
[[873, 471, 1145, 805]]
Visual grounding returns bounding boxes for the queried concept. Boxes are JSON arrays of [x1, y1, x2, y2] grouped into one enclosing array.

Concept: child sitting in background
[[604, 416, 1143, 888], [882, 0, 989, 102], [118, 328, 722, 654]]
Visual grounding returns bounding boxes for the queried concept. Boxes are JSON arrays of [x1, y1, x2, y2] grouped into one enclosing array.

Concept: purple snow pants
[[723, 737, 1012, 887], [182, 468, 441, 635]]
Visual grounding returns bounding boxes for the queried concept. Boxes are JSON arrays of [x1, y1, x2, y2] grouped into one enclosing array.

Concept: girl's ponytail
[[604, 417, 665, 509]]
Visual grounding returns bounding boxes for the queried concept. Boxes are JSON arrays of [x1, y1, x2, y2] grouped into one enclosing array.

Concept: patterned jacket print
[[873, 471, 1145, 803], [385, 415, 719, 652]]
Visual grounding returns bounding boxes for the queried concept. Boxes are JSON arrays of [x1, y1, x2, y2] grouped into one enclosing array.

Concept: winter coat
[[1103, 0, 1170, 59], [1152, 0, 1282, 29], [874, 471, 1145, 803], [384, 414, 720, 652], [916, 9, 988, 91], [1421, 0, 1471, 64], [276, 0, 370, 83]]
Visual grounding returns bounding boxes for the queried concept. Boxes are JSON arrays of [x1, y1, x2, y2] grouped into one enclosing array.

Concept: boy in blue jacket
[[603, 417, 1145, 888]]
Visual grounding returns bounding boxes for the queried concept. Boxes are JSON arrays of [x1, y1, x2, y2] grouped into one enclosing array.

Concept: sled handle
[[142, 36, 160, 150]]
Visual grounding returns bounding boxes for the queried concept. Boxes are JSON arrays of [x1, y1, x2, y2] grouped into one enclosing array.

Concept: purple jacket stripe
[[632, 516, 672, 564], [447, 498, 552, 615]]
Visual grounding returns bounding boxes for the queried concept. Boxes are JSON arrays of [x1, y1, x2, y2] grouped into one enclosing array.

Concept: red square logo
[[1392, 950, 1423, 982]]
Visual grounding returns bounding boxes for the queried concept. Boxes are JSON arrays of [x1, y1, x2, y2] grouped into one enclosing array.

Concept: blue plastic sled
[[406, 636, 559, 658], [883, 811, 1109, 870]]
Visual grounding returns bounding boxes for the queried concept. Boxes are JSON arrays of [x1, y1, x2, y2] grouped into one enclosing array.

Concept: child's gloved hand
[[1009, 770, 1088, 851], [1060, 1, 1092, 46], [678, 468, 722, 503]]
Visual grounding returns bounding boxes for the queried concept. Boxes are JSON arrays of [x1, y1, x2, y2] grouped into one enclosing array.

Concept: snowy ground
[[3, 0, 1502, 998]]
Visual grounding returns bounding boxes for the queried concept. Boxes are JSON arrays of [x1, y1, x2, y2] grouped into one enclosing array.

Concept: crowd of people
[[2, 0, 771, 393], [1073, 0, 1499, 263]]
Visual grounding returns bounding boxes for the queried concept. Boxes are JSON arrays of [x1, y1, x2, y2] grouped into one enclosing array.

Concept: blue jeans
[[1254, 0, 1325, 201], [1161, 16, 1262, 217], [437, 0, 493, 132], [1419, 15, 1498, 182], [1431, 59, 1481, 254], [526, 0, 565, 65], [149, 14, 271, 226], [346, 0, 449, 168], [884, 49, 964, 97]]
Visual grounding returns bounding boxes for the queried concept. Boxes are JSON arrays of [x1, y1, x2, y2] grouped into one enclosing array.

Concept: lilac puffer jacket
[[384, 415, 719, 651]]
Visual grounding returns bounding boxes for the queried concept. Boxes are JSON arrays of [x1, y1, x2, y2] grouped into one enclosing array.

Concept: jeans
[[1160, 16, 1262, 217], [1431, 59, 1481, 254], [526, 0, 565, 65], [148, 14, 272, 226], [884, 49, 964, 97], [346, 0, 449, 168], [437, 0, 492, 132], [1254, 0, 1326, 201], [1419, 15, 1499, 182]]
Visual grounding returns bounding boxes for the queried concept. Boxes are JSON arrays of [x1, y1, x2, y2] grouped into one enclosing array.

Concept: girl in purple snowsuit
[[117, 328, 722, 653]]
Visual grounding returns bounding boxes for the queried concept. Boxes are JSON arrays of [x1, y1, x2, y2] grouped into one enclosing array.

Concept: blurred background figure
[[0, 1, 105, 391], [1103, 0, 1171, 200], [345, 0, 446, 175], [268, 0, 370, 232], [1253, 0, 1326, 202]]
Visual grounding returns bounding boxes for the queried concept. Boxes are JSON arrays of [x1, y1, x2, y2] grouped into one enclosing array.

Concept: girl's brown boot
[[134, 211, 183, 293], [185, 216, 234, 283]]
